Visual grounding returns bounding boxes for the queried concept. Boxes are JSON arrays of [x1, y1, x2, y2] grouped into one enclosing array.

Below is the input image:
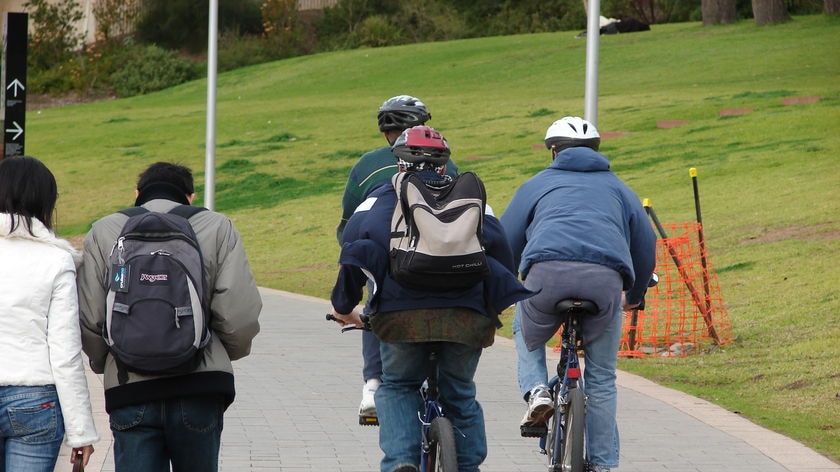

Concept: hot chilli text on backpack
[[104, 205, 211, 383], [389, 171, 490, 290]]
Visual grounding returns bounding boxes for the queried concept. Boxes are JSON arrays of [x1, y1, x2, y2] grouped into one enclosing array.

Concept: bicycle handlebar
[[325, 313, 371, 332]]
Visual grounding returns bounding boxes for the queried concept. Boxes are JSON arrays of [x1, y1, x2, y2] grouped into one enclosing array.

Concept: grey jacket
[[78, 199, 261, 412]]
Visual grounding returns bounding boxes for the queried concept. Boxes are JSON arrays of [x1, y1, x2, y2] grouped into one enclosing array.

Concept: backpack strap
[[167, 205, 208, 220], [390, 173, 410, 239], [117, 205, 207, 219], [117, 206, 149, 217]]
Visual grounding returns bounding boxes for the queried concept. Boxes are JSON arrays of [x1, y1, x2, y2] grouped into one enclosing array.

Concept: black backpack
[[104, 205, 211, 382], [389, 171, 490, 290]]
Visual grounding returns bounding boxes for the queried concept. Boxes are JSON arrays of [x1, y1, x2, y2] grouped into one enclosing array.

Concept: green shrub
[[396, 0, 466, 43], [109, 45, 199, 97], [218, 32, 276, 72], [27, 63, 77, 94], [355, 15, 403, 47]]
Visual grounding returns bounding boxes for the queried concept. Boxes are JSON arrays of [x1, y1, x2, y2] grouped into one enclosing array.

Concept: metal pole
[[584, 0, 601, 126], [690, 167, 713, 318], [204, 0, 218, 210]]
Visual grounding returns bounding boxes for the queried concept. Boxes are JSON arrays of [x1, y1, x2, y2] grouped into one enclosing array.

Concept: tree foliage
[[135, 0, 263, 52], [261, 0, 305, 56], [22, 0, 832, 98], [24, 0, 85, 70], [92, 0, 144, 42]]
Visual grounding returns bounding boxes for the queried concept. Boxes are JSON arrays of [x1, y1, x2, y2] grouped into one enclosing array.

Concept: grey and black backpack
[[104, 205, 211, 383], [389, 171, 490, 290]]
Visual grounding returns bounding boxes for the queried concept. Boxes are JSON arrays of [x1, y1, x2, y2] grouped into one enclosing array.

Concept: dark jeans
[[109, 395, 224, 472]]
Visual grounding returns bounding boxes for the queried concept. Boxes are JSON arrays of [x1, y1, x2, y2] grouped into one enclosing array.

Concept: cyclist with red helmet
[[336, 96, 459, 425], [331, 126, 530, 472]]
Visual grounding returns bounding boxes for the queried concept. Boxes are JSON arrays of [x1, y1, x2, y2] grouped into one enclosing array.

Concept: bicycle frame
[[540, 314, 585, 454], [420, 352, 446, 472], [327, 315, 457, 471]]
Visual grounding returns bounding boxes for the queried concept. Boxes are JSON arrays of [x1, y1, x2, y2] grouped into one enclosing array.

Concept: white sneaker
[[520, 384, 554, 427], [359, 379, 380, 426]]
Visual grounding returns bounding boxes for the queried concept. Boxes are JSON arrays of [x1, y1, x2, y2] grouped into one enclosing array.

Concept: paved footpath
[[58, 287, 839, 472]]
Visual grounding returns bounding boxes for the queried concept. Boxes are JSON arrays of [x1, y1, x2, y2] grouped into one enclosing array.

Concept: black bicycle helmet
[[391, 125, 450, 168], [544, 116, 601, 152], [377, 95, 431, 132]]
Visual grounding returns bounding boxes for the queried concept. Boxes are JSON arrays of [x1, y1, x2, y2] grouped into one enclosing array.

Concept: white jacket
[[0, 213, 99, 447]]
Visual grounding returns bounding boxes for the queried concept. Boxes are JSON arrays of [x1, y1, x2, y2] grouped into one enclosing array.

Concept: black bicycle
[[520, 299, 597, 472], [326, 314, 458, 471]]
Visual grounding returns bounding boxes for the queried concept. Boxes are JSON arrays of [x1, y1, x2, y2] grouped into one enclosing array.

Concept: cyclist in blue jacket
[[336, 96, 459, 425], [331, 126, 532, 472], [501, 117, 657, 472]]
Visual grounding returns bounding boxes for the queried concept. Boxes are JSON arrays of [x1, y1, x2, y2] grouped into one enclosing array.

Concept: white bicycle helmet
[[544, 116, 601, 152]]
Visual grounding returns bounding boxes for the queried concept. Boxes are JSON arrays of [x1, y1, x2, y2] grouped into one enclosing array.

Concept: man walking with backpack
[[330, 126, 532, 472], [78, 162, 262, 472]]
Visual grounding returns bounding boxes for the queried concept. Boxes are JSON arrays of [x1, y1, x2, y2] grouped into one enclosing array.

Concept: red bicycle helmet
[[391, 126, 450, 168]]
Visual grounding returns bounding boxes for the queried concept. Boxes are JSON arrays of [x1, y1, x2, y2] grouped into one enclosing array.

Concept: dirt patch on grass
[[720, 108, 753, 117], [27, 92, 115, 111], [782, 96, 820, 105], [657, 120, 690, 128], [784, 379, 812, 390], [739, 224, 840, 245]]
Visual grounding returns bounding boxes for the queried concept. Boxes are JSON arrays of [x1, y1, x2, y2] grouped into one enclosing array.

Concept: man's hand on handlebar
[[622, 273, 658, 311], [621, 292, 641, 311], [329, 308, 365, 329]]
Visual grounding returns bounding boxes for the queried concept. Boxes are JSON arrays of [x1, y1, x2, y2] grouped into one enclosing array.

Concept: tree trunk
[[752, 0, 790, 25], [826, 0, 840, 14], [702, 0, 737, 25]]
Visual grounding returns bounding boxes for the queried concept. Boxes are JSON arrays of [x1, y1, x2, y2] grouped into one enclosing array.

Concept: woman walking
[[0, 156, 98, 471]]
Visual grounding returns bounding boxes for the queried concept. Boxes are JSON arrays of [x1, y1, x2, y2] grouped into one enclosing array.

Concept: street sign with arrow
[[3, 12, 28, 158]]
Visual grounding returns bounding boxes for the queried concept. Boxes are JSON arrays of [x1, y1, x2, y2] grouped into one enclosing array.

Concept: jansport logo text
[[139, 273, 169, 283]]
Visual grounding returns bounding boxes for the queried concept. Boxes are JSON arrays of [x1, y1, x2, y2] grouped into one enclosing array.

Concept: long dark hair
[[0, 156, 59, 234]]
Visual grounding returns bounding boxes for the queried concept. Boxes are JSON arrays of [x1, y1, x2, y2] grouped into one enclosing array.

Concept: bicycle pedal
[[359, 415, 379, 426], [520, 424, 547, 437]]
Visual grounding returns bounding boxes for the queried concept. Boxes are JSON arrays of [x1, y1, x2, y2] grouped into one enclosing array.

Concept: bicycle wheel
[[560, 388, 586, 472], [426, 416, 458, 472]]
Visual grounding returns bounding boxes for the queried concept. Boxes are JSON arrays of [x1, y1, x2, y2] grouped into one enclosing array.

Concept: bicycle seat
[[554, 299, 599, 316]]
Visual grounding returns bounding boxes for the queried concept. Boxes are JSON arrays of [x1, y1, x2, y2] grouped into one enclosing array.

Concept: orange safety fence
[[551, 222, 733, 358], [618, 221, 732, 357]]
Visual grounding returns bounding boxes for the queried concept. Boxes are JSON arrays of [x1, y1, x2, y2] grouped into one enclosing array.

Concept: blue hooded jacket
[[332, 172, 532, 318], [500, 146, 656, 305]]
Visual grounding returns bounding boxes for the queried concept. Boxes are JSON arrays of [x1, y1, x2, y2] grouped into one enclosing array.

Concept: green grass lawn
[[26, 15, 839, 461]]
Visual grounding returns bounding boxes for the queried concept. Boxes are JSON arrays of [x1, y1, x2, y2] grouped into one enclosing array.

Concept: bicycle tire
[[426, 416, 458, 472], [560, 388, 586, 472]]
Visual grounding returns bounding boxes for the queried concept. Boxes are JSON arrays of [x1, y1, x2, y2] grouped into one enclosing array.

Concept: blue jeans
[[362, 330, 383, 381], [0, 385, 64, 472], [513, 302, 622, 468], [109, 395, 224, 472], [377, 341, 486, 472]]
